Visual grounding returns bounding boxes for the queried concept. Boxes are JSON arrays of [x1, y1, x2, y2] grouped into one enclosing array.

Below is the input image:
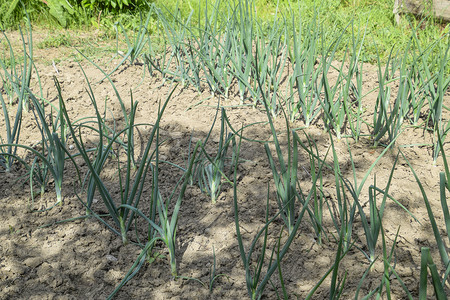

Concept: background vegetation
[[0, 0, 448, 63]]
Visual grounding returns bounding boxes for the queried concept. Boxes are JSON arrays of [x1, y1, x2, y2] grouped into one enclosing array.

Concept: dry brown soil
[[1, 30, 449, 299]]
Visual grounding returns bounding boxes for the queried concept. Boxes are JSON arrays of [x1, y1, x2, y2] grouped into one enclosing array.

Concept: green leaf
[[44, 0, 74, 27]]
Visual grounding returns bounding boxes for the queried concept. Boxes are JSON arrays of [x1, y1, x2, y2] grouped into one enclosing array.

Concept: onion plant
[[199, 110, 234, 204], [144, 31, 172, 81], [179, 37, 203, 91], [27, 79, 69, 205], [264, 125, 299, 235], [349, 55, 365, 142], [195, 0, 232, 97], [326, 130, 407, 253], [372, 226, 413, 299], [419, 247, 447, 300], [305, 237, 352, 299], [107, 137, 201, 298], [230, 0, 254, 104], [298, 131, 327, 244], [254, 11, 288, 117], [123, 137, 201, 277], [0, 85, 22, 172], [373, 33, 422, 147], [317, 136, 415, 298], [404, 134, 450, 298], [428, 36, 450, 163], [232, 126, 327, 300], [60, 67, 176, 245], [351, 158, 398, 266], [288, 6, 321, 124], [152, 1, 228, 94], [76, 51, 142, 169], [0, 83, 79, 207], [406, 32, 428, 127], [353, 227, 412, 299], [153, 4, 199, 88], [252, 42, 304, 234], [319, 24, 348, 140], [153, 142, 201, 276], [111, 138, 202, 297], [372, 46, 402, 147], [259, 84, 299, 234], [207, 246, 229, 292], [198, 32, 232, 98], [0, 15, 33, 111], [0, 17, 35, 172], [103, 7, 152, 79], [327, 135, 357, 251], [340, 21, 367, 142], [399, 24, 450, 162], [67, 64, 138, 214]]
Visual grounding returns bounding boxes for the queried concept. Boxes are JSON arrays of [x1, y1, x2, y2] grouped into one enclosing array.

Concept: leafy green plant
[[0, 0, 48, 28], [81, 0, 147, 14], [43, 0, 75, 27], [1, 0, 21, 25]]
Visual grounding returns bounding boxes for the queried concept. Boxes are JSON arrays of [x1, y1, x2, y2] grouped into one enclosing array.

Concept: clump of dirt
[[1, 30, 449, 299]]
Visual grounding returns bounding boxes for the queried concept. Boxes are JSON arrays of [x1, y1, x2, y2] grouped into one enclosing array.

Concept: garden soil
[[1, 30, 449, 299]]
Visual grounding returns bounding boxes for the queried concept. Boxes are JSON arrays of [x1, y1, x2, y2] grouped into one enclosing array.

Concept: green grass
[[36, 33, 72, 49]]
